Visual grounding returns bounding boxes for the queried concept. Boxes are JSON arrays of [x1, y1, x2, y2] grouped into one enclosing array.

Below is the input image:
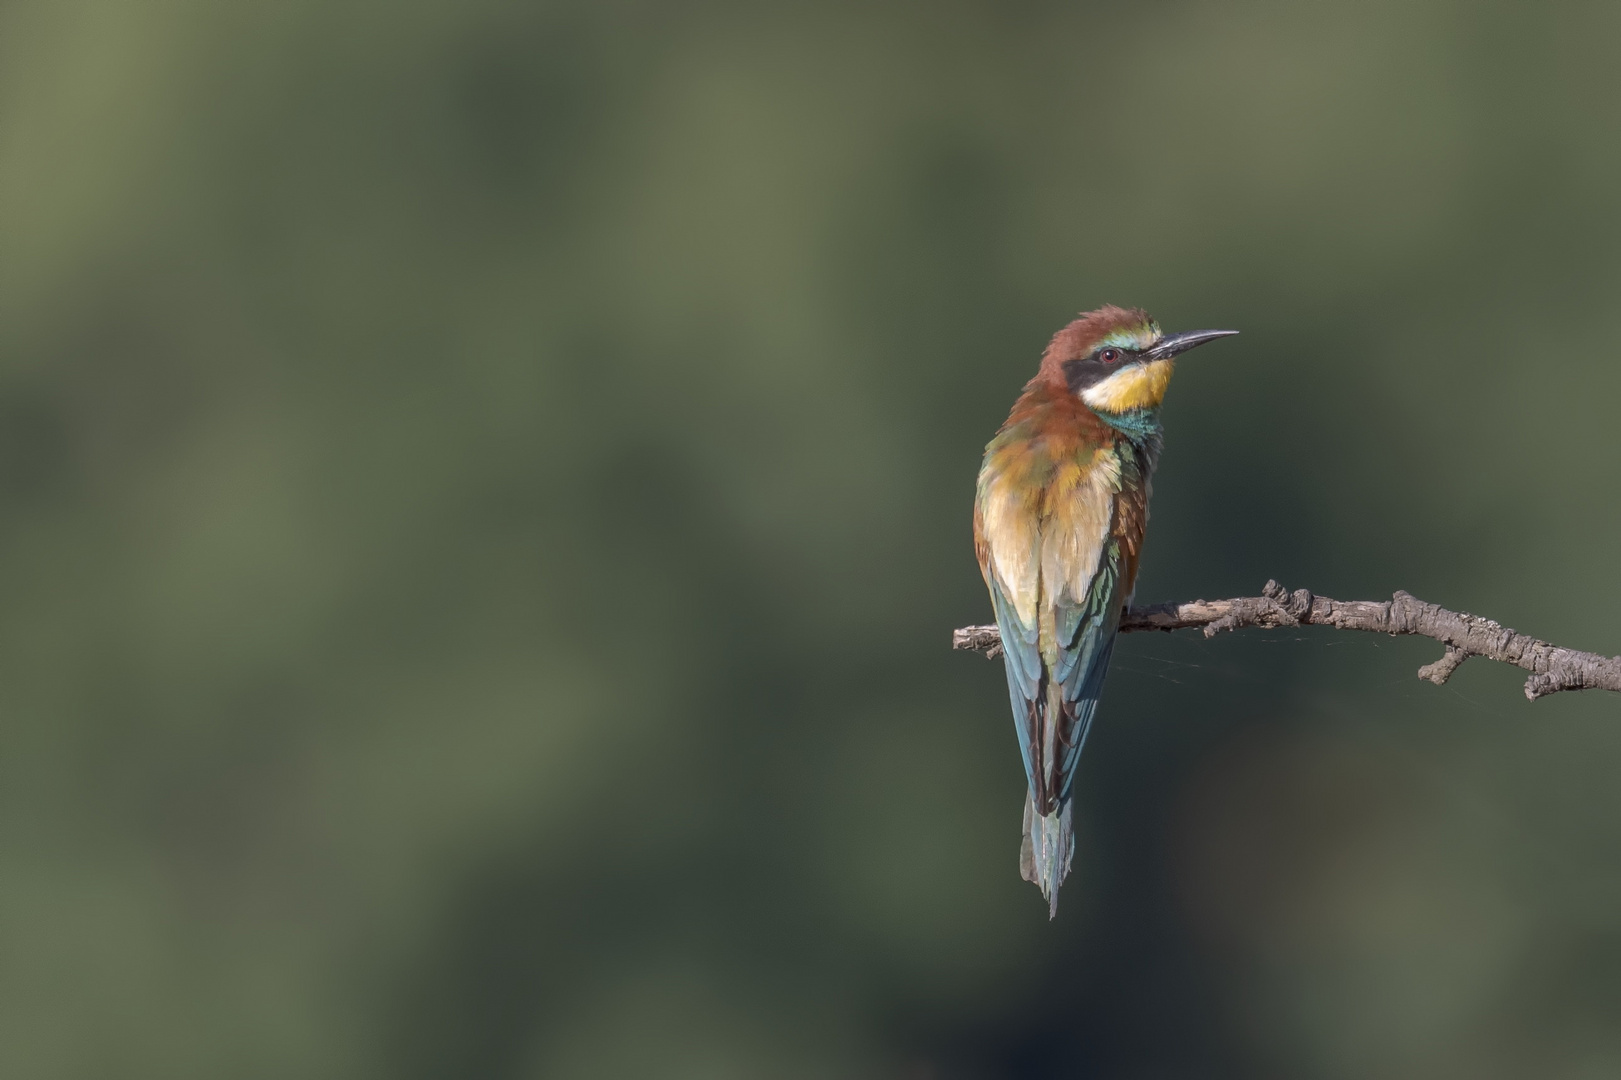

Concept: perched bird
[[973, 306, 1236, 917]]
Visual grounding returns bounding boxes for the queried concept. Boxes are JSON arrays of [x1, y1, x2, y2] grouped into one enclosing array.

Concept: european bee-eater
[[973, 305, 1236, 917]]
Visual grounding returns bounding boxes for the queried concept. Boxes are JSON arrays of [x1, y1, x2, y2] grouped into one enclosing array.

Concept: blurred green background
[[3, 1, 1621, 1077]]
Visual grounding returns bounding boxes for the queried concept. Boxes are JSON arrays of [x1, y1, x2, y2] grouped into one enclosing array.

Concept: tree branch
[[951, 579, 1621, 701]]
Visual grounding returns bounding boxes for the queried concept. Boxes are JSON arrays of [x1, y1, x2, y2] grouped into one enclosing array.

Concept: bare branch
[[951, 580, 1621, 701], [1417, 646, 1469, 686]]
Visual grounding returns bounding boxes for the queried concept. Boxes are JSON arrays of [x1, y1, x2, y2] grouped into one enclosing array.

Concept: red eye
[[1099, 348, 1121, 364]]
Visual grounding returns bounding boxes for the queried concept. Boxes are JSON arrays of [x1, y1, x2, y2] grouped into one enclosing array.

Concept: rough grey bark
[[952, 580, 1621, 701]]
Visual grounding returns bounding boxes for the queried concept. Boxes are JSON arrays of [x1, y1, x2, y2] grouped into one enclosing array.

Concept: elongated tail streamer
[[1019, 794, 1074, 919]]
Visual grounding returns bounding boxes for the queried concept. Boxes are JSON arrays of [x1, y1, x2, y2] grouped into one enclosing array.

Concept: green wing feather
[[1049, 537, 1125, 802]]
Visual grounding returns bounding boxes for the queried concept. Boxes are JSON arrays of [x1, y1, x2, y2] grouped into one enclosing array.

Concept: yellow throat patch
[[1080, 358, 1175, 413]]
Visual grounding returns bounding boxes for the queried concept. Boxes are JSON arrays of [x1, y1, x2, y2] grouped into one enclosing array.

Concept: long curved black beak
[[1143, 328, 1239, 361]]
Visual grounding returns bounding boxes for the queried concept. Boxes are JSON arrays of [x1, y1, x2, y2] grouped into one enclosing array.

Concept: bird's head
[[1039, 305, 1237, 414]]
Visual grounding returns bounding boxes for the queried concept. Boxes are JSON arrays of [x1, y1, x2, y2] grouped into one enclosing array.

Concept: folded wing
[[976, 444, 1128, 913]]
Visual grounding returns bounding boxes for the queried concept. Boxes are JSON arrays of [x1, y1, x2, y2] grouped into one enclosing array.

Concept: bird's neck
[[1088, 405, 1163, 447], [1001, 382, 1166, 451]]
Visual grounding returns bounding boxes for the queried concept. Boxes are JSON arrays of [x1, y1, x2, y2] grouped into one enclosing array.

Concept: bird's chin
[[1079, 358, 1175, 413]]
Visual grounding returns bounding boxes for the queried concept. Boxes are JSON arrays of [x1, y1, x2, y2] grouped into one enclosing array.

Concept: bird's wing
[[1035, 453, 1126, 808], [978, 446, 1124, 810], [974, 461, 1045, 786], [1046, 535, 1125, 803]]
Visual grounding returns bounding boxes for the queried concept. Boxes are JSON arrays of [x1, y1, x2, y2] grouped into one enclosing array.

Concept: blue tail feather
[[1020, 794, 1074, 919]]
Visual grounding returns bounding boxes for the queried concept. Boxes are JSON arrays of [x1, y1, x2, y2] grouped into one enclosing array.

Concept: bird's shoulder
[[979, 385, 1126, 498]]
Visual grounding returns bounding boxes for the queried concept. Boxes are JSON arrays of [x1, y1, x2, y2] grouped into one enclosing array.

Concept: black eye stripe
[[1061, 346, 1141, 393]]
